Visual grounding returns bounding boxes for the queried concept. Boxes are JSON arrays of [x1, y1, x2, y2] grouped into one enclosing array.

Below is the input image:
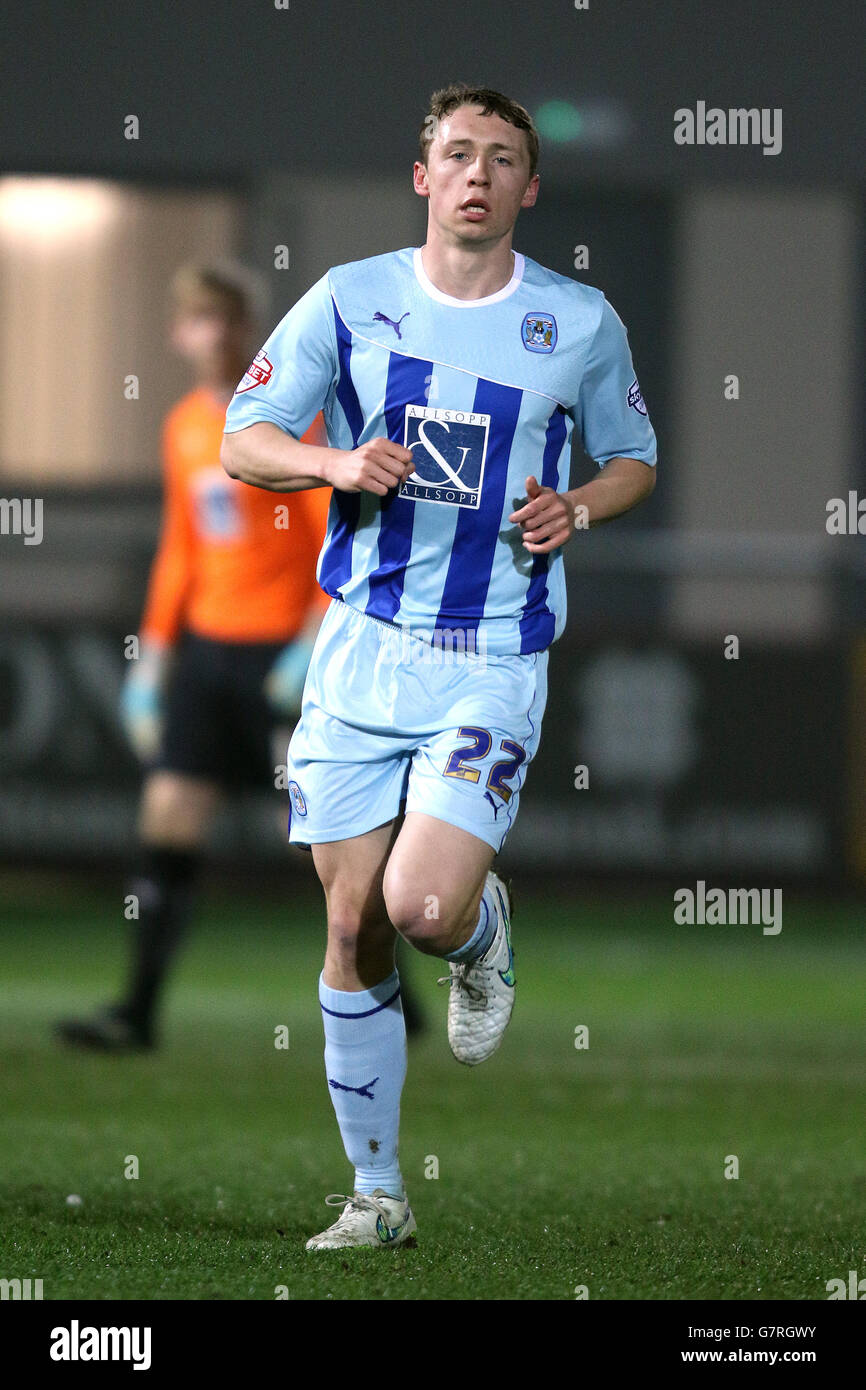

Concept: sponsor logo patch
[[399, 404, 490, 510], [236, 349, 273, 393], [627, 378, 647, 415], [521, 312, 557, 354]]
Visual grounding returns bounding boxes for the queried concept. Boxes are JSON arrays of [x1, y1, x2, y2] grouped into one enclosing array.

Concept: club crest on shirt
[[627, 378, 647, 415], [399, 404, 490, 509], [235, 349, 273, 393], [521, 312, 557, 354]]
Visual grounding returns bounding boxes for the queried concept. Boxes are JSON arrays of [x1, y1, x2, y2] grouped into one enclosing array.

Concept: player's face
[[414, 105, 539, 247], [170, 303, 249, 377]]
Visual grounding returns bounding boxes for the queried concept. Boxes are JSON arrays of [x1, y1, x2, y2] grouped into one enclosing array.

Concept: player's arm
[[221, 422, 414, 497], [139, 422, 195, 643], [221, 272, 414, 496], [510, 456, 655, 553], [510, 295, 658, 553], [121, 420, 194, 759]]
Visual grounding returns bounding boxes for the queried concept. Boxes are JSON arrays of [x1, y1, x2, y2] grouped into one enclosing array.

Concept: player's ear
[[521, 173, 540, 209], [412, 161, 431, 197]]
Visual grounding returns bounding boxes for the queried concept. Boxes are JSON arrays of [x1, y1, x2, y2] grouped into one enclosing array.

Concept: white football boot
[[439, 870, 515, 1066], [305, 1189, 416, 1251]]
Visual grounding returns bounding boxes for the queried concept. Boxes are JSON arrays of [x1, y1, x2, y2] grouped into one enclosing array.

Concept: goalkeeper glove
[[120, 642, 169, 763], [264, 636, 317, 718]]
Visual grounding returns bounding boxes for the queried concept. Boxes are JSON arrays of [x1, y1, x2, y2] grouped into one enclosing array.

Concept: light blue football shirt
[[224, 247, 657, 655]]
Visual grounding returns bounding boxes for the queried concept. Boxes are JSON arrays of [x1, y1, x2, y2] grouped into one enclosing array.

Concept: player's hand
[[120, 643, 168, 763], [325, 438, 415, 496], [264, 636, 316, 718], [509, 475, 577, 553]]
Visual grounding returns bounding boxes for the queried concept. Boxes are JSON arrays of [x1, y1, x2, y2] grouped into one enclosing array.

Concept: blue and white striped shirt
[[224, 246, 656, 655]]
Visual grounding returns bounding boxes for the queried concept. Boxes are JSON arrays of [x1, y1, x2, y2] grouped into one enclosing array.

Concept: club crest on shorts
[[399, 404, 490, 509], [288, 780, 307, 816], [521, 312, 557, 353], [235, 349, 273, 393], [627, 378, 647, 415]]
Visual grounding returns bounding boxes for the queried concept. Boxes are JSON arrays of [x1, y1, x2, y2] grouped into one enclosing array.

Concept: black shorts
[[156, 632, 285, 790]]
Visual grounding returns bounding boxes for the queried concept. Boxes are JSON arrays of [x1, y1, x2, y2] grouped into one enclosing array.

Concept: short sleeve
[[223, 273, 338, 439], [573, 298, 657, 467]]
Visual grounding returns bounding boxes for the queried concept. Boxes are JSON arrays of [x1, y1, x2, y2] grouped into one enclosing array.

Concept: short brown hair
[[419, 83, 539, 178], [170, 260, 269, 327]]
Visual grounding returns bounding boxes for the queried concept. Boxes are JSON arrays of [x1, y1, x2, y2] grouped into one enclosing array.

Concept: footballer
[[221, 84, 657, 1249], [57, 263, 330, 1051]]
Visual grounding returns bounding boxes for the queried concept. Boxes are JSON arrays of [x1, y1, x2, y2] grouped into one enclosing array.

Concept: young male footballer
[[57, 263, 330, 1052], [221, 83, 657, 1250]]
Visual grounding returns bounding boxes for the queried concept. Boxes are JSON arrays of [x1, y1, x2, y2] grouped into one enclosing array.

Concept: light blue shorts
[[285, 598, 548, 854]]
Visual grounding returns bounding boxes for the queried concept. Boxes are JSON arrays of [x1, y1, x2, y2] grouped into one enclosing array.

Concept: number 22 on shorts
[[442, 725, 526, 804]]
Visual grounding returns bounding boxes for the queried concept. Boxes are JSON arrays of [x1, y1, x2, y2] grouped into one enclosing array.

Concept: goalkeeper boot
[[55, 1004, 154, 1052]]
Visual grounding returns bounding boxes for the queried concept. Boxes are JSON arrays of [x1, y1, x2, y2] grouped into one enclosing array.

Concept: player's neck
[[419, 236, 516, 302], [197, 361, 247, 408]]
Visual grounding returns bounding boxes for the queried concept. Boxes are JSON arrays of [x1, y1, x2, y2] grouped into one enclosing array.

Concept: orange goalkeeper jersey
[[141, 388, 330, 646]]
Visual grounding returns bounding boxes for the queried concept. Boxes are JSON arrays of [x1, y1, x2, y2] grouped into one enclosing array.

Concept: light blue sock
[[319, 969, 406, 1198], [445, 885, 497, 964]]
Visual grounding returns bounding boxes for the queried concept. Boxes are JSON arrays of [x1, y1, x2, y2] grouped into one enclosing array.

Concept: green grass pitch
[[2, 872, 865, 1301]]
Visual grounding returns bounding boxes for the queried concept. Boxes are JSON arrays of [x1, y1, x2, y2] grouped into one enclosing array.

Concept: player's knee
[[139, 773, 217, 843], [325, 909, 394, 977], [383, 879, 457, 953], [325, 893, 390, 949]]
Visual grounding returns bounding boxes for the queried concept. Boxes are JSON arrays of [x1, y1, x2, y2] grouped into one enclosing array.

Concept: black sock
[[121, 847, 199, 1034]]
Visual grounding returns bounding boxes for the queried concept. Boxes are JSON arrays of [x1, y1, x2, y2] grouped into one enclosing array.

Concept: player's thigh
[[404, 650, 548, 855], [138, 770, 222, 846], [312, 816, 402, 934], [382, 811, 494, 941]]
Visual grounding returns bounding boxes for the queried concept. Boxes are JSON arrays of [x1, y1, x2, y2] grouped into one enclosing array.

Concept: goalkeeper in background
[[57, 262, 424, 1050]]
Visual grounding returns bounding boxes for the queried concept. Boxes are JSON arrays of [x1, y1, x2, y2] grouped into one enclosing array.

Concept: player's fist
[[326, 438, 415, 496], [509, 475, 577, 553]]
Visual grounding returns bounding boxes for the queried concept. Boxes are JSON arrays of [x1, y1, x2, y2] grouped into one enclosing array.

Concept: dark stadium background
[[1, 0, 865, 1318]]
